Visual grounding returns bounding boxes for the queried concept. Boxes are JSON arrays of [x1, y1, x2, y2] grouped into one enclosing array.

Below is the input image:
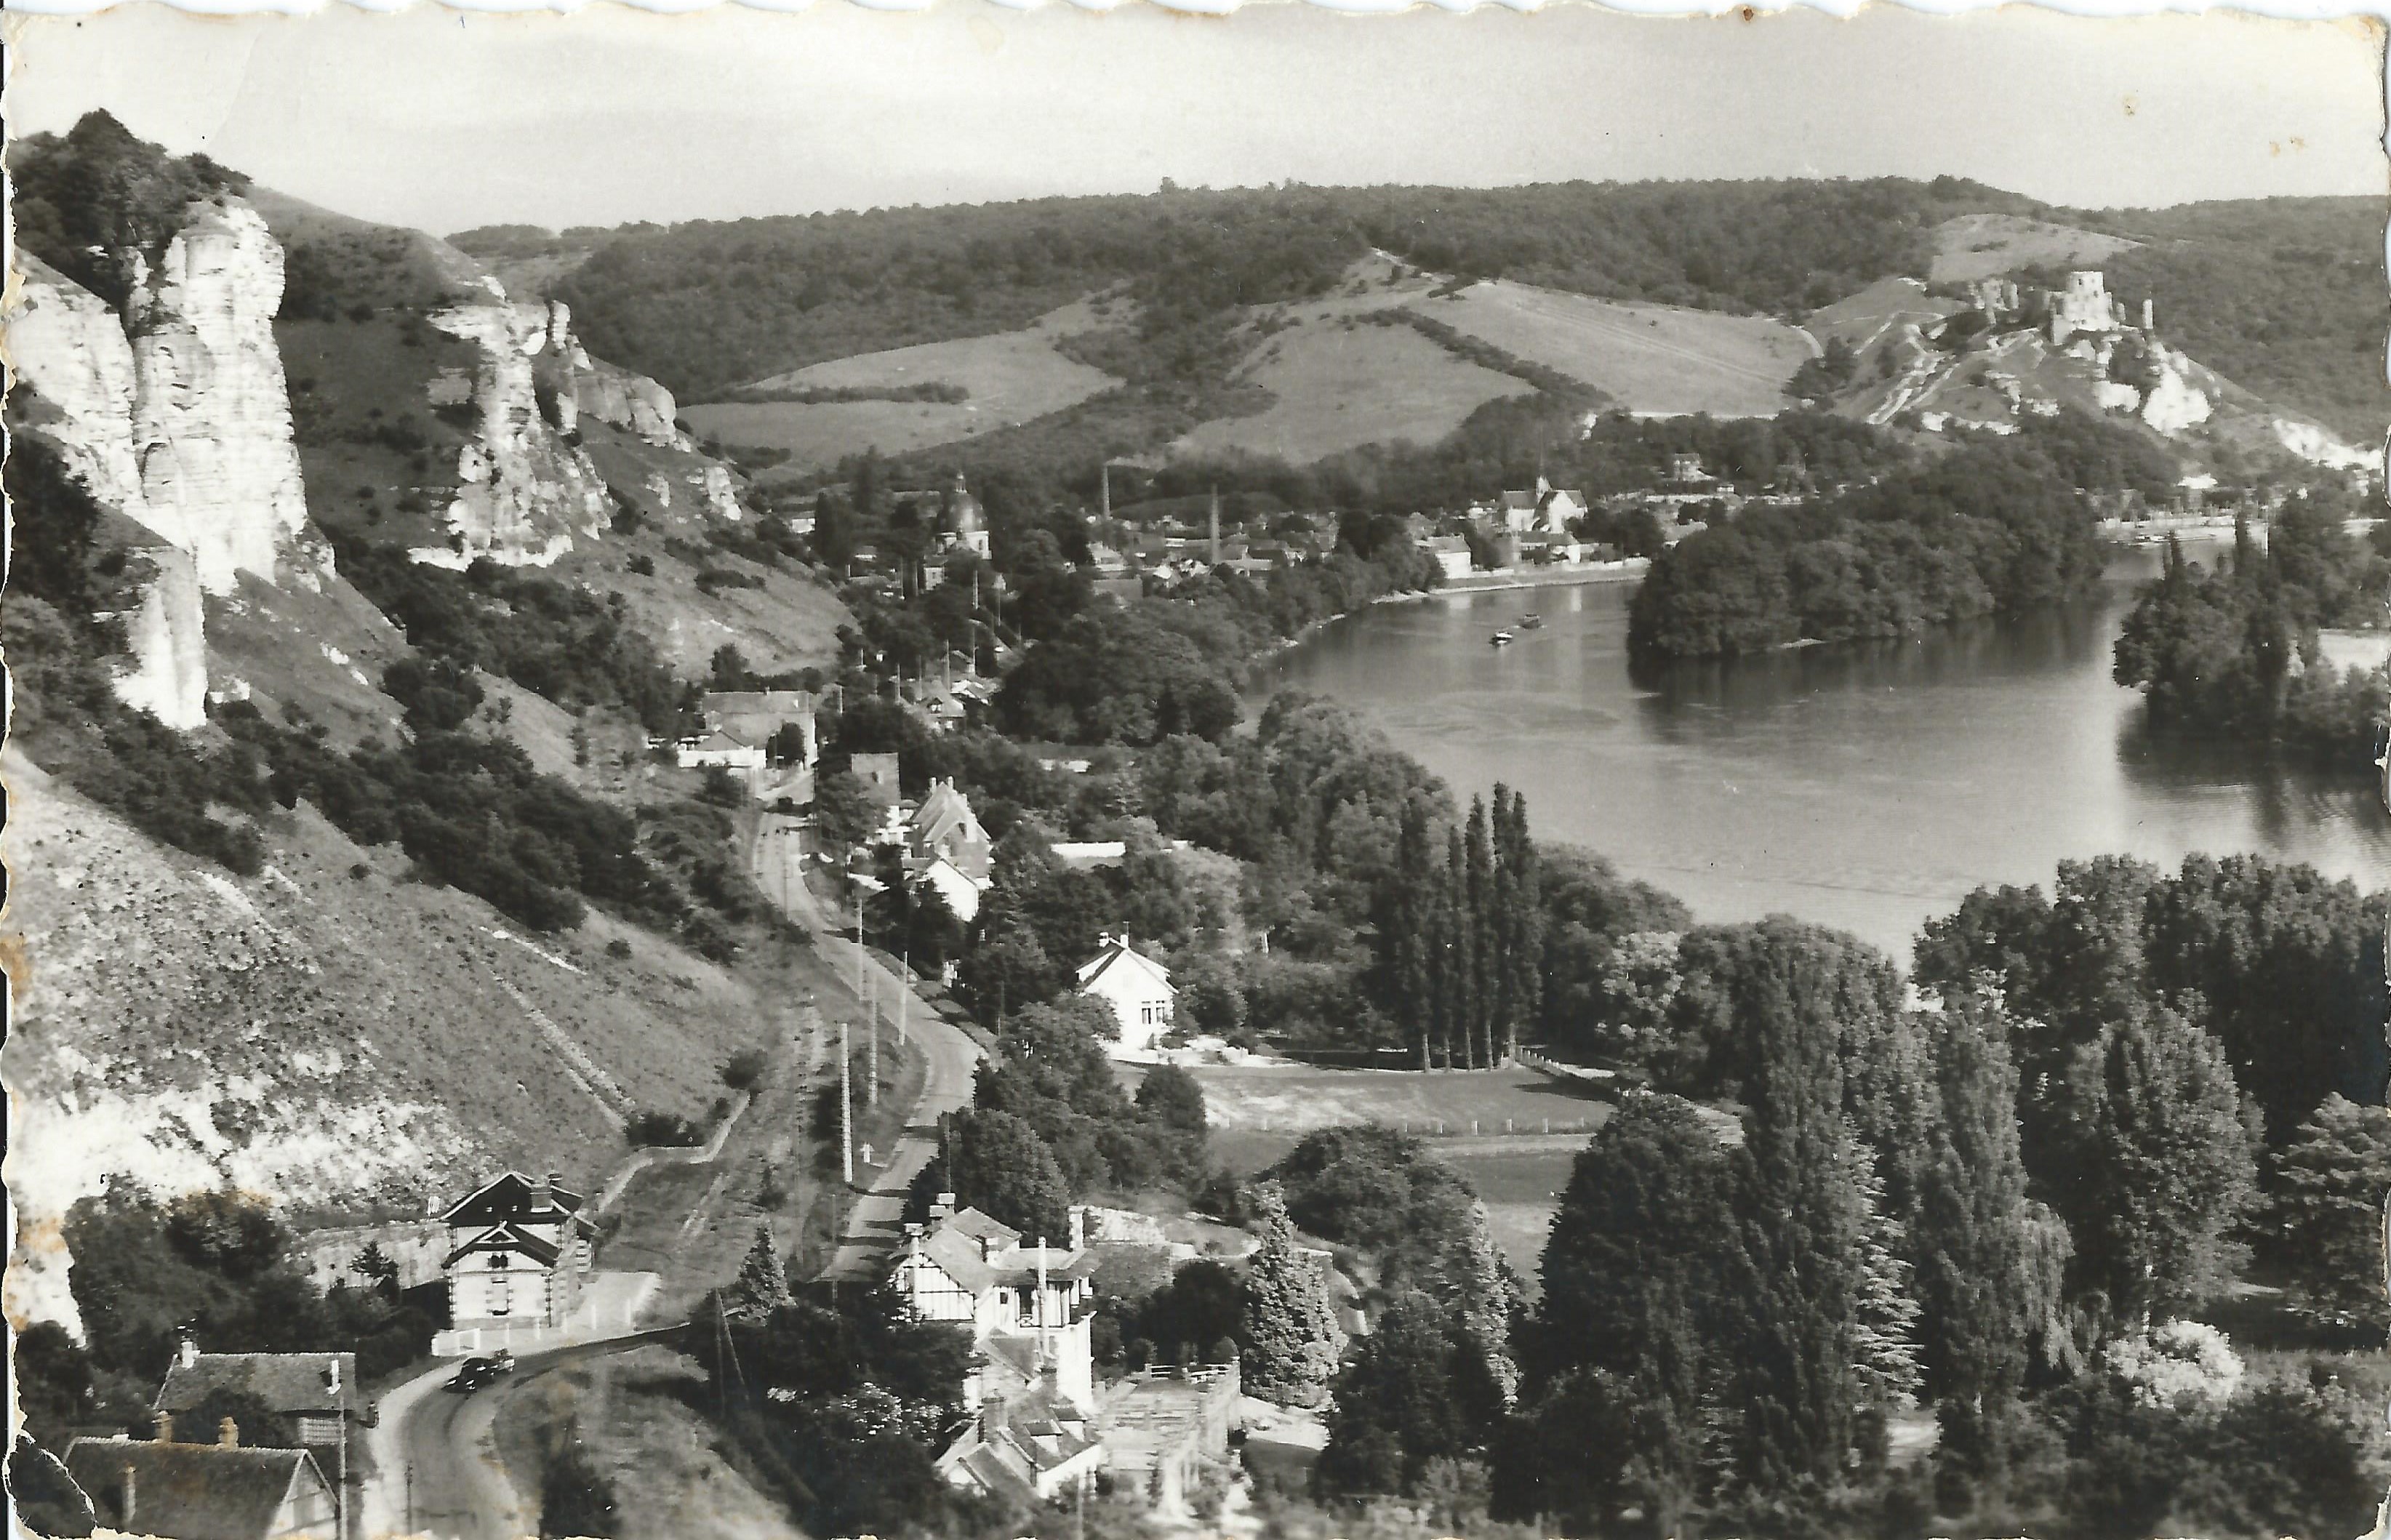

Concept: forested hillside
[[470, 178, 2388, 473], [519, 177, 2022, 404], [2079, 197, 2386, 443]]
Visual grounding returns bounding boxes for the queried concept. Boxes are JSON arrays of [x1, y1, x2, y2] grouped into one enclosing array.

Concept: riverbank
[[1385, 560, 1651, 603]]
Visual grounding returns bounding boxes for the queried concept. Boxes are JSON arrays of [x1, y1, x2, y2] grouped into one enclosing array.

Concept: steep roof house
[[1494, 478, 1587, 534], [154, 1345, 361, 1451], [65, 1430, 337, 1540], [438, 1172, 596, 1335], [908, 778, 993, 881], [890, 1200, 1101, 1415], [1076, 934, 1176, 1057]]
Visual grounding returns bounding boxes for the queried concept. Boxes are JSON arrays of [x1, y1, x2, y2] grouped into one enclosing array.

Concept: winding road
[[375, 1331, 682, 1540], [750, 811, 984, 1276]]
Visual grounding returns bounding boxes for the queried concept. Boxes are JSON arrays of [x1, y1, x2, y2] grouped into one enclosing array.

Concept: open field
[[1177, 1062, 1616, 1295], [1415, 279, 1816, 417], [1928, 212, 2138, 285], [681, 300, 1117, 472], [1176, 318, 1534, 461]]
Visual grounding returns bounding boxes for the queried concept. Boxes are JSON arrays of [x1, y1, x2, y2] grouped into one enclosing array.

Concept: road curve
[[391, 1330, 682, 1540]]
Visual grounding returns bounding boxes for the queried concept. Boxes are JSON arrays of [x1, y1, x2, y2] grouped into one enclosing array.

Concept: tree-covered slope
[[522, 177, 2028, 404]]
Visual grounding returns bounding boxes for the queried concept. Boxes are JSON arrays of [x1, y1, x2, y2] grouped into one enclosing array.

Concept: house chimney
[[933, 1192, 955, 1223], [1069, 1206, 1086, 1252], [152, 1413, 174, 1444], [177, 1330, 199, 1369], [219, 1418, 239, 1448], [120, 1464, 136, 1531], [530, 1171, 552, 1211]]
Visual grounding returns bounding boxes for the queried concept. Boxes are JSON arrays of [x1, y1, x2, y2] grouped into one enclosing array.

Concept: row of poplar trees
[[1378, 786, 1544, 1071]]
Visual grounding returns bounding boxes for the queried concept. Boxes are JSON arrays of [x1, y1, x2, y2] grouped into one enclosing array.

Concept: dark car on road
[[444, 1352, 515, 1393]]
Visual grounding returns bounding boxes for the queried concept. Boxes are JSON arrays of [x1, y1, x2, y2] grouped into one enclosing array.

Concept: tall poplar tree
[[1465, 798, 1495, 1070], [1443, 827, 1474, 1069], [1913, 992, 2039, 1469], [2069, 1006, 2259, 1322]]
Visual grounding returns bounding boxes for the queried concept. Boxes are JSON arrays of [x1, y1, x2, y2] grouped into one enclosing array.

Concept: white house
[[920, 854, 988, 926], [701, 690, 818, 769], [1076, 933, 1176, 1056], [676, 729, 766, 772], [439, 1172, 596, 1331], [1418, 534, 1474, 582], [890, 1201, 1100, 1414]]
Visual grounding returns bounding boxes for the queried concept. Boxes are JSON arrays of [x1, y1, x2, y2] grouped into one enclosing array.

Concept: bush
[[721, 1048, 770, 1092], [626, 1110, 703, 1148]]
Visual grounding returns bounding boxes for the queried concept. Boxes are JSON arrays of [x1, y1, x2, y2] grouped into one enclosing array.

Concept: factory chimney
[[1209, 486, 1222, 566]]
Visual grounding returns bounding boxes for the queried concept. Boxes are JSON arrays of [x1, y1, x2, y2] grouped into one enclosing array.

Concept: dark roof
[[945, 1207, 1021, 1248], [441, 1222, 563, 1270], [65, 1439, 323, 1540], [913, 1229, 998, 1294], [440, 1171, 585, 1228], [156, 1354, 358, 1419]]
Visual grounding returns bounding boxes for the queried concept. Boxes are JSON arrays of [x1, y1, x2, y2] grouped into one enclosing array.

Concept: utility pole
[[840, 1019, 854, 1187], [898, 946, 912, 1051], [868, 976, 880, 1110]]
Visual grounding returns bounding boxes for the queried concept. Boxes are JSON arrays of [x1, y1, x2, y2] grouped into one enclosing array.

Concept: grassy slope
[[681, 300, 1120, 473], [1419, 278, 1814, 417], [1179, 316, 1535, 461], [0, 750, 766, 1259], [1927, 213, 2139, 285]]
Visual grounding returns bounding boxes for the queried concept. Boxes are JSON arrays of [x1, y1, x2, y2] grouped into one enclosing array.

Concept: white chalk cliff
[[416, 284, 612, 569], [8, 199, 327, 729], [124, 200, 323, 597]]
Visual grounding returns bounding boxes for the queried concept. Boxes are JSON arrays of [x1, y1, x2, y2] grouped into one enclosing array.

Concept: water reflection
[[1267, 561, 2388, 956]]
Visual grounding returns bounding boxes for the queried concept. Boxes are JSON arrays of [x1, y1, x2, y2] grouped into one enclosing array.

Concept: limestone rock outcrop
[[417, 283, 612, 569], [549, 297, 691, 451], [7, 203, 324, 730], [123, 200, 321, 597], [110, 540, 211, 730], [7, 254, 151, 518]]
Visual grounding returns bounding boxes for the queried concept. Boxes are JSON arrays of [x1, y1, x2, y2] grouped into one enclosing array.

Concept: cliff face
[[125, 201, 324, 596], [111, 540, 211, 729], [9, 249, 236, 730], [417, 285, 613, 569]]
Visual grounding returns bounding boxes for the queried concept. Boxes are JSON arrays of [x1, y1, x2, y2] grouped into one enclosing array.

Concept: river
[[1267, 544, 2391, 961]]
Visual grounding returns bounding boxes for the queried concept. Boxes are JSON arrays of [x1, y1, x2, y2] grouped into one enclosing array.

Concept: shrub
[[626, 1110, 702, 1148]]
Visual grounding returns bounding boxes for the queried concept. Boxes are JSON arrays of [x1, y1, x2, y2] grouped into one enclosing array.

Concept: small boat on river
[[1490, 630, 1515, 647], [1518, 613, 1544, 630]]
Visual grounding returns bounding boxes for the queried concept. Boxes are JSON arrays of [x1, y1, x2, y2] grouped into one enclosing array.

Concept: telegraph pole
[[868, 976, 880, 1110], [839, 1018, 854, 1187]]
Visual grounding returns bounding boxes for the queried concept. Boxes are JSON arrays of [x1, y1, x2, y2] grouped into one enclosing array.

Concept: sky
[[4, 3, 2384, 235]]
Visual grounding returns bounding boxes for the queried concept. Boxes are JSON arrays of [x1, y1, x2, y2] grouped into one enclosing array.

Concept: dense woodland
[[526, 178, 2019, 404], [2088, 198, 2390, 444], [1627, 426, 2116, 657], [2112, 495, 2391, 766], [452, 177, 2391, 452]]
